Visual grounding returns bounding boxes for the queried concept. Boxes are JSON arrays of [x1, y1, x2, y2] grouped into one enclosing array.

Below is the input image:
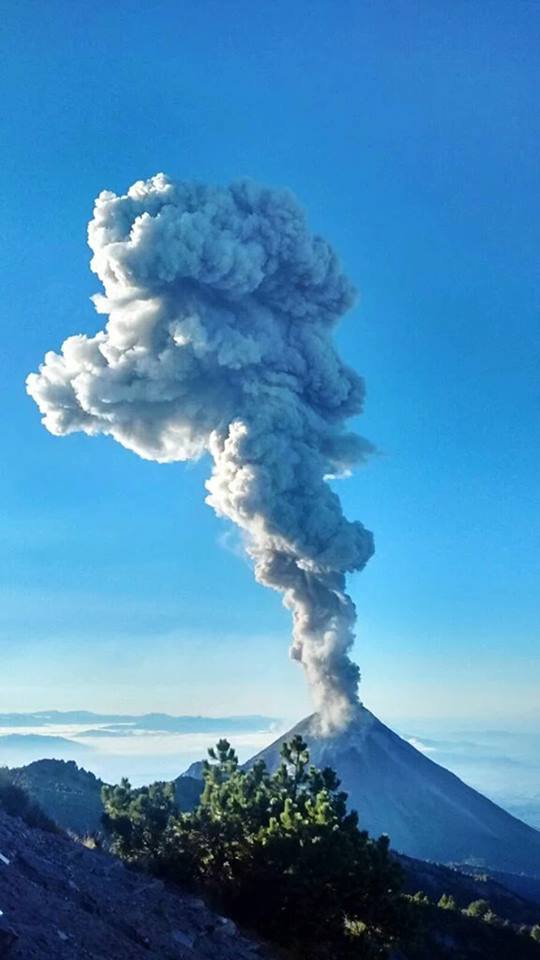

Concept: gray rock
[[172, 929, 195, 949], [0, 915, 18, 952], [0, 806, 274, 960]]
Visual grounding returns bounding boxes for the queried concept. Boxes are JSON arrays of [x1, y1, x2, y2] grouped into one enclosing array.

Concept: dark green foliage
[[0, 767, 59, 833], [399, 855, 540, 928], [103, 735, 407, 958], [102, 739, 540, 959], [101, 778, 177, 862], [465, 898, 491, 919], [410, 891, 431, 906], [404, 899, 540, 960], [437, 893, 456, 910], [461, 898, 504, 928]]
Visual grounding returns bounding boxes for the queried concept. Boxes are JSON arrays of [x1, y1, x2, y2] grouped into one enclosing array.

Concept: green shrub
[[103, 736, 407, 958], [465, 899, 491, 919], [438, 893, 457, 910], [410, 891, 430, 905], [102, 777, 177, 862]]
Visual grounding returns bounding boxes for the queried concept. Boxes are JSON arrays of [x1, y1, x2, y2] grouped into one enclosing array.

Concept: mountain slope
[[8, 760, 202, 836], [0, 735, 90, 766], [397, 853, 540, 925], [0, 805, 272, 959], [0, 711, 276, 732], [9, 760, 105, 836], [250, 708, 540, 877]]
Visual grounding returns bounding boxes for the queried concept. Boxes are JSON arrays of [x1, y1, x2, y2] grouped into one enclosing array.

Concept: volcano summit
[[251, 707, 540, 878]]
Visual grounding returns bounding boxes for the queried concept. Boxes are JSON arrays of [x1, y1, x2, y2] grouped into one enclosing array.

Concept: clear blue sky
[[1, 0, 538, 726]]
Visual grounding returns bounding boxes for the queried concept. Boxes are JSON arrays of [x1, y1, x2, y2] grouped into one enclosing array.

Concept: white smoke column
[[27, 174, 374, 732]]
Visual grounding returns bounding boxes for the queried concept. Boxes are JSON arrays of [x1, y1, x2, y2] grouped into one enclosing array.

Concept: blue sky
[[1, 0, 538, 726]]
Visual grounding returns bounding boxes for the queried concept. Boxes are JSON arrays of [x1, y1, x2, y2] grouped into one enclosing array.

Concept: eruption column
[[27, 174, 374, 731]]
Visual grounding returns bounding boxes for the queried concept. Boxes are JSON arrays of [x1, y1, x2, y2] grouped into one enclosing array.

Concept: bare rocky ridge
[[0, 807, 272, 960]]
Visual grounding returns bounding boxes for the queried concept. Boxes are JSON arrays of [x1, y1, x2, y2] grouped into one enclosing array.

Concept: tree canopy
[[103, 735, 405, 958]]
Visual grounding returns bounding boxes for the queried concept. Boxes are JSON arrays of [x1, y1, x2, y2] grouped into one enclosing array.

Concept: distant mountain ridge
[[0, 735, 92, 764], [7, 759, 202, 836], [9, 760, 105, 836], [0, 711, 278, 733], [0, 735, 89, 748]]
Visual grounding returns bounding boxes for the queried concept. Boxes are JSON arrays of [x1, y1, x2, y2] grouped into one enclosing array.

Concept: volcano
[[249, 707, 540, 878]]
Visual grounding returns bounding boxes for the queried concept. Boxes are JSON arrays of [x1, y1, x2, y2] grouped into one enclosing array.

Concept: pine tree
[[103, 736, 407, 958], [438, 893, 457, 910]]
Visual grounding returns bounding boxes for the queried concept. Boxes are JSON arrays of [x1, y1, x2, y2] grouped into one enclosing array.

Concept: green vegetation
[[403, 890, 540, 958], [102, 738, 540, 959], [437, 893, 457, 910], [103, 735, 407, 958], [410, 891, 431, 906], [465, 898, 491, 919]]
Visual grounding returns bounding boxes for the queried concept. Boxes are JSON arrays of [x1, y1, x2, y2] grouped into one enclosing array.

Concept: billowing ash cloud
[[27, 173, 374, 731]]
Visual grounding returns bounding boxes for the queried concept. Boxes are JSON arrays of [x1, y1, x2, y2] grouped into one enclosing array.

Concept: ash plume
[[27, 173, 374, 731]]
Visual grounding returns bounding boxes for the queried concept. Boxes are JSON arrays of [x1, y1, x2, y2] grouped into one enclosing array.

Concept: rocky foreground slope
[[0, 807, 271, 960]]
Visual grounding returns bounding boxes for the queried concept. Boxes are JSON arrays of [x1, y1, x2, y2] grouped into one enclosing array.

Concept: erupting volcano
[[250, 708, 540, 878]]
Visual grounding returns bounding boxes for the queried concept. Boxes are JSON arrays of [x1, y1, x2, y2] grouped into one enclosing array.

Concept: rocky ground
[[0, 808, 273, 959]]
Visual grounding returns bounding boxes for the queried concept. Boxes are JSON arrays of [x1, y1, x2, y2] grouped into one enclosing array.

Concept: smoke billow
[[27, 173, 374, 732]]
